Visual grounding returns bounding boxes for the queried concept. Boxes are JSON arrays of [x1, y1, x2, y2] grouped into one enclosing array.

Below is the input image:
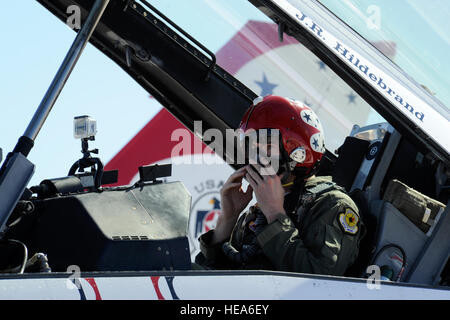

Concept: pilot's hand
[[220, 166, 254, 218], [212, 167, 253, 244], [245, 164, 286, 224]]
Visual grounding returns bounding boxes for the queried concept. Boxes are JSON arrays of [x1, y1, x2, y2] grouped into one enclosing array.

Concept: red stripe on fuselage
[[84, 278, 102, 300]]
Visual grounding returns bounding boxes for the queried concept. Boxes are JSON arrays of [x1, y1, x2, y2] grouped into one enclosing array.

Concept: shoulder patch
[[338, 208, 359, 235]]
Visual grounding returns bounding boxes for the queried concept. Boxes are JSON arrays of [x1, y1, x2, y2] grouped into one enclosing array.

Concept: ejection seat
[[331, 123, 392, 277], [333, 123, 449, 285]]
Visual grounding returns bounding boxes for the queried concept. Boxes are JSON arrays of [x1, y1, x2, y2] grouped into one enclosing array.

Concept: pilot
[[195, 95, 363, 275]]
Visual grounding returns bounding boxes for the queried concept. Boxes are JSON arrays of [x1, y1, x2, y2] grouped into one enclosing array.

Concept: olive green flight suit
[[195, 176, 363, 276]]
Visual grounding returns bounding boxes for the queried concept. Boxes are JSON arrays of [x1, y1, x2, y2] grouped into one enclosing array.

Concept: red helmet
[[238, 95, 325, 176]]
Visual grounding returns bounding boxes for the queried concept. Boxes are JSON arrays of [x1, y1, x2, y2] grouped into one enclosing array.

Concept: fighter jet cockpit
[[0, 0, 448, 299]]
